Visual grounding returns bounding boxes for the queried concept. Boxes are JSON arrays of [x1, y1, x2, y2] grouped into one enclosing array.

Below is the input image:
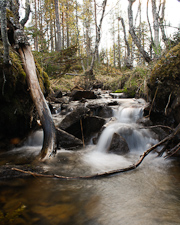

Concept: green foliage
[[33, 45, 80, 78]]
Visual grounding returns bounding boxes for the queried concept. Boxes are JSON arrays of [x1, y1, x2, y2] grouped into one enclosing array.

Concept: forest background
[[16, 0, 180, 94]]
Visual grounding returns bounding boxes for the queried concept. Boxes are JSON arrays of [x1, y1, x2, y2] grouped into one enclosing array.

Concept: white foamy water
[[96, 99, 158, 153]]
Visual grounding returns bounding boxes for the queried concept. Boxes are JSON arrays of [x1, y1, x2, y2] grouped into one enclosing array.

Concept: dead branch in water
[[11, 123, 180, 180]]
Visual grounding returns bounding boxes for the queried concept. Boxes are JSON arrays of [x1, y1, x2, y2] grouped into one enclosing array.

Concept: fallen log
[[11, 123, 180, 179]]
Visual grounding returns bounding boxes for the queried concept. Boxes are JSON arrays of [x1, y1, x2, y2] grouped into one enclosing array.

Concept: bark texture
[[118, 17, 132, 68], [20, 0, 31, 27], [89, 0, 107, 74], [128, 0, 151, 63], [0, 0, 10, 64], [54, 0, 61, 51], [18, 46, 56, 160]]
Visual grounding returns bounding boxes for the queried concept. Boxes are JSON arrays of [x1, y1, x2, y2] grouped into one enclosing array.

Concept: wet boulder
[[58, 106, 90, 130], [87, 105, 113, 118], [56, 128, 83, 149], [64, 116, 105, 143], [108, 133, 129, 155], [70, 90, 97, 101], [55, 90, 63, 98]]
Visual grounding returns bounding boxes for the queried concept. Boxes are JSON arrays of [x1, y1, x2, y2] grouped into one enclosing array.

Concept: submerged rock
[[108, 133, 129, 155]]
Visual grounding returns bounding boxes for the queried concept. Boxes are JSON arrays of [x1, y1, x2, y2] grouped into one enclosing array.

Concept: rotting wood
[[11, 123, 180, 180]]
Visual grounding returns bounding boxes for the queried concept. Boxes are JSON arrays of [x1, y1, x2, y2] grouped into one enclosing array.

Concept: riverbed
[[0, 97, 180, 225]]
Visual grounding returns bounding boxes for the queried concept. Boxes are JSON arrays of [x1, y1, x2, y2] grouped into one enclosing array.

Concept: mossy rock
[[148, 42, 180, 124]]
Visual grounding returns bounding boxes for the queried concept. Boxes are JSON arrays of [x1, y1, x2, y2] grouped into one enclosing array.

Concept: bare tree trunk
[[117, 19, 121, 69], [54, 0, 61, 51], [151, 0, 160, 50], [128, 0, 151, 63], [75, 0, 85, 72], [66, 0, 69, 48], [34, 0, 38, 51], [94, 0, 99, 62], [147, 0, 154, 58], [61, 11, 65, 49], [18, 46, 56, 160], [118, 17, 132, 68], [50, 15, 54, 51], [20, 0, 30, 27], [159, 0, 168, 46], [89, 0, 107, 75], [0, 0, 10, 64]]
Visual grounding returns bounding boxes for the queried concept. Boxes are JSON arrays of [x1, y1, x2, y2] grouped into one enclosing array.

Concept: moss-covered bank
[[0, 42, 50, 149], [148, 42, 180, 125]]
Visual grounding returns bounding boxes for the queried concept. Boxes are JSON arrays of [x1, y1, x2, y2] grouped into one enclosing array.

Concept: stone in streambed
[[108, 133, 129, 155]]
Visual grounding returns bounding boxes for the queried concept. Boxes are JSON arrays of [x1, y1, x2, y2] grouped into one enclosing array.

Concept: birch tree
[[88, 0, 107, 76], [128, 0, 151, 63], [151, 0, 160, 53]]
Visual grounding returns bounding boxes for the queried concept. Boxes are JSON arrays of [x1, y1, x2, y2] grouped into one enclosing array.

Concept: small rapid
[[96, 99, 158, 153], [0, 98, 180, 225]]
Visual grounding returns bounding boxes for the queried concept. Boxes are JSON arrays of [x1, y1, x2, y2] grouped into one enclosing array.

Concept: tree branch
[[20, 0, 31, 27], [11, 123, 180, 179]]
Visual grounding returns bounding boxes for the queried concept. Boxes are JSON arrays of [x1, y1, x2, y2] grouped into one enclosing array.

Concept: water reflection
[[0, 156, 180, 225]]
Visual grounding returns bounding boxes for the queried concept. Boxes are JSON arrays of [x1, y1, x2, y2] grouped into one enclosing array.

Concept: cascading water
[[96, 99, 158, 153], [0, 98, 180, 225]]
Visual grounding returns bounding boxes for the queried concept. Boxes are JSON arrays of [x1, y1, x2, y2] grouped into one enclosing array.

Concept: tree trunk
[[94, 0, 99, 62], [75, 0, 85, 72], [117, 19, 121, 69], [128, 0, 151, 63], [0, 0, 10, 64], [61, 11, 65, 49], [118, 17, 132, 68], [20, 0, 30, 27], [66, 0, 70, 48], [54, 0, 61, 51], [159, 0, 168, 46], [34, 0, 38, 51], [89, 0, 107, 75], [147, 0, 154, 57], [151, 0, 160, 50], [18, 46, 56, 160]]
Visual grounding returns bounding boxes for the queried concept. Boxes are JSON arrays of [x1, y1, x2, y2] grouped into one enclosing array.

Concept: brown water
[[0, 99, 180, 225]]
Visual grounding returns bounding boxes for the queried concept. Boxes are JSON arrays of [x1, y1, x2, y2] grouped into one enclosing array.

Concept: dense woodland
[[0, 0, 180, 160]]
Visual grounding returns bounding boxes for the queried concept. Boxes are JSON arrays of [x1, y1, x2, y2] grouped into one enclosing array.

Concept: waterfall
[[96, 99, 158, 153]]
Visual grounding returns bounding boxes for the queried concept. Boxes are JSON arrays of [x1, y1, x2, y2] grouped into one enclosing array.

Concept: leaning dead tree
[[0, 0, 56, 160], [87, 0, 107, 77], [128, 0, 152, 63]]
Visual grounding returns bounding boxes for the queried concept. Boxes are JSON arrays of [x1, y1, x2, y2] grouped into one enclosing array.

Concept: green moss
[[35, 60, 50, 96], [148, 42, 180, 111]]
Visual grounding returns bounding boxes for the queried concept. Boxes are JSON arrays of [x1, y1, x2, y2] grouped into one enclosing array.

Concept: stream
[[0, 97, 180, 225]]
